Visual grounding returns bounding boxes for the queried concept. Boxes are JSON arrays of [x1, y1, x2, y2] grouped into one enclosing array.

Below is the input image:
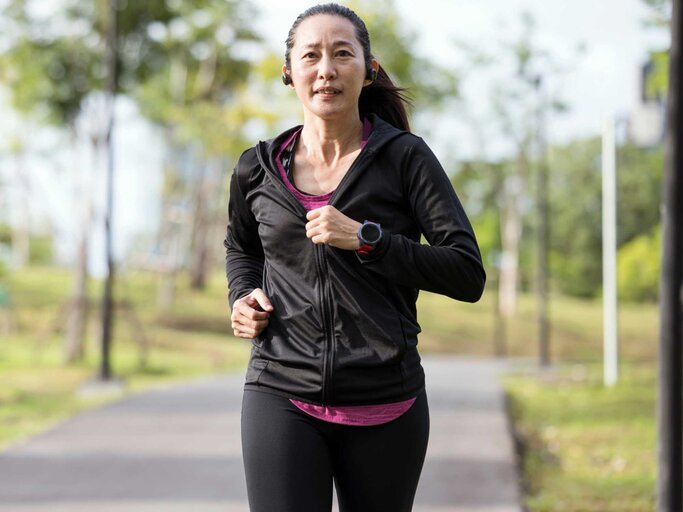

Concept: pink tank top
[[274, 119, 416, 426]]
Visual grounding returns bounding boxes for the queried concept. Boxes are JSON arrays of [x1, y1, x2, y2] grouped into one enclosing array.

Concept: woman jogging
[[224, 4, 486, 511]]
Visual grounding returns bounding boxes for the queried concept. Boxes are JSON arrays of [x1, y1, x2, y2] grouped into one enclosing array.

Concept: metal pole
[[601, 117, 618, 387], [656, 1, 682, 509]]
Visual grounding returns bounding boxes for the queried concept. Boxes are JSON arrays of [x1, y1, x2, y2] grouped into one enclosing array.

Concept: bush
[[617, 226, 660, 302]]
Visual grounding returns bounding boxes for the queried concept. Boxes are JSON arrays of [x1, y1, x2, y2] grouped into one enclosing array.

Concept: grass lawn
[[504, 363, 656, 512]]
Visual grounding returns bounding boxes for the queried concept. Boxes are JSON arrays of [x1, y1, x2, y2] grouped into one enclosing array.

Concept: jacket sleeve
[[356, 137, 486, 302], [224, 153, 264, 310]]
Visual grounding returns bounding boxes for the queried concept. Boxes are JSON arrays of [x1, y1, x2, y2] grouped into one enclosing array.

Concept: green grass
[[504, 364, 657, 511]]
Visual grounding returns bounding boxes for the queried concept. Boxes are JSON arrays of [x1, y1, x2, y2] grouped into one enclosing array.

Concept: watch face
[[361, 223, 381, 244]]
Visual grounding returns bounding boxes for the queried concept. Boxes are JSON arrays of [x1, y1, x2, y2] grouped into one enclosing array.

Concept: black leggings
[[241, 389, 430, 512]]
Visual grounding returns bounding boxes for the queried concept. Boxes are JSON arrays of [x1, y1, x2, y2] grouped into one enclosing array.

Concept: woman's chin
[[305, 103, 355, 121]]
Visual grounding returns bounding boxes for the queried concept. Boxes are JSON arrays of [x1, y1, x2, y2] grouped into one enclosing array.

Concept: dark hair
[[284, 3, 411, 131]]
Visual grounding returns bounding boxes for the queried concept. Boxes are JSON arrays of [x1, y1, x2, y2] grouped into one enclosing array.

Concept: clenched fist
[[305, 205, 361, 250], [231, 288, 273, 339]]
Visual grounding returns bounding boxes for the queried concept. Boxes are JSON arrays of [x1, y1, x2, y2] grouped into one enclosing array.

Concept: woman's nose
[[317, 56, 336, 80]]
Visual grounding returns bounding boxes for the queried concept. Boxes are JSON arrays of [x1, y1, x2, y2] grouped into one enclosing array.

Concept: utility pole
[[99, 0, 118, 381], [656, 0, 682, 509]]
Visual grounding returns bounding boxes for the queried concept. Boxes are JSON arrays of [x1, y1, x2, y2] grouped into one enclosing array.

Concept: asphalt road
[[0, 355, 523, 512]]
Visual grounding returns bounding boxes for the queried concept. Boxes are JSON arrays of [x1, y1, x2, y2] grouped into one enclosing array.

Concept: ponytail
[[359, 65, 411, 132]]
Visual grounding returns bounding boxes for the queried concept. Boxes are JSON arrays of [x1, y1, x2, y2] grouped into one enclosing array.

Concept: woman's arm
[[355, 137, 486, 303], [224, 154, 266, 310]]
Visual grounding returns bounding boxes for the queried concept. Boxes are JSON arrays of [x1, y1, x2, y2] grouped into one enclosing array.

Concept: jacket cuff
[[355, 230, 391, 263]]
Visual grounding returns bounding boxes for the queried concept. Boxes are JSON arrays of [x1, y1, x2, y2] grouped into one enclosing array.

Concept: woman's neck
[[299, 114, 364, 167]]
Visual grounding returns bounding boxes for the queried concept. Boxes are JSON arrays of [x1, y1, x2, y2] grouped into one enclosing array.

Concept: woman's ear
[[364, 59, 380, 86], [281, 64, 293, 86]]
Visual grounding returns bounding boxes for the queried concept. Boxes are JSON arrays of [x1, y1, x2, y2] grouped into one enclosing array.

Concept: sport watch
[[357, 220, 383, 255]]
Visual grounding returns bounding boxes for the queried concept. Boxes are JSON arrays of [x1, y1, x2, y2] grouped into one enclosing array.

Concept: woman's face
[[284, 14, 374, 122]]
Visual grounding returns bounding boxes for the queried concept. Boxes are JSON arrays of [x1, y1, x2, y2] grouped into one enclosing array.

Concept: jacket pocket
[[245, 359, 269, 385]]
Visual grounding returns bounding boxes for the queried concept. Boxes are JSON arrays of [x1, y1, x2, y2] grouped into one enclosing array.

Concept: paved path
[[0, 356, 522, 512]]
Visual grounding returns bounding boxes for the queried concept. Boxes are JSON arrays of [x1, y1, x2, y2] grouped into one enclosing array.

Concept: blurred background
[[0, 0, 673, 510]]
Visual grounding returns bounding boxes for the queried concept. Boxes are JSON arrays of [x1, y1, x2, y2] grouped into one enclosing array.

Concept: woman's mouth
[[315, 87, 341, 95]]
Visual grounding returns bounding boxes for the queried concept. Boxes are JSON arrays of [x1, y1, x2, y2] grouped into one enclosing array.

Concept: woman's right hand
[[231, 288, 273, 339]]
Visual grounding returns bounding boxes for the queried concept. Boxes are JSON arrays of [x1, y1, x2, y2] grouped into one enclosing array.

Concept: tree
[[452, 12, 573, 361], [0, 1, 102, 363], [131, 0, 262, 292]]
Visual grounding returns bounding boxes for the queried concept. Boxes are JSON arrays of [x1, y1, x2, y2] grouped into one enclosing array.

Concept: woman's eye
[[304, 52, 317, 59], [337, 50, 351, 57]]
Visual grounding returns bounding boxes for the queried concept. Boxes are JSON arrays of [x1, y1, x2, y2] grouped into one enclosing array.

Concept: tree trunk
[[64, 128, 94, 363], [190, 156, 222, 290], [98, 0, 118, 381], [155, 134, 184, 310], [498, 148, 530, 318], [499, 176, 522, 317], [11, 137, 30, 267], [493, 268, 507, 357], [64, 226, 89, 362]]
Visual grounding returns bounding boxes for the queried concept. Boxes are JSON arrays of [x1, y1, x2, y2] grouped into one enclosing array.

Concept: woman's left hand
[[305, 205, 361, 250]]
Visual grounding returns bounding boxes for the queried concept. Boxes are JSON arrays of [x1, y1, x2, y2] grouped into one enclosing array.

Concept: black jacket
[[225, 115, 485, 406]]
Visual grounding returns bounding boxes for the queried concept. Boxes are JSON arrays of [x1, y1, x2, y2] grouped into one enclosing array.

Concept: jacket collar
[[257, 114, 407, 170], [254, 115, 408, 213]]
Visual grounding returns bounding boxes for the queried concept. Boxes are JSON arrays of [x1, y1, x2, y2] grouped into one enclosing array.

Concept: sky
[[0, 0, 672, 274]]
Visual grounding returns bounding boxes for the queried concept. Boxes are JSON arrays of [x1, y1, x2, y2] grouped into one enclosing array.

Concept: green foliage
[[453, 133, 663, 301], [28, 235, 54, 265], [616, 143, 664, 246], [451, 160, 503, 263], [0, 224, 11, 246], [469, 209, 500, 269], [644, 50, 669, 101], [1, 0, 262, 158], [546, 138, 663, 299], [547, 138, 602, 298], [617, 225, 661, 303], [0, 2, 100, 126]]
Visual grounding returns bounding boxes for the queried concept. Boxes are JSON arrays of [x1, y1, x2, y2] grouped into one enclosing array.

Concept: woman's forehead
[[293, 14, 359, 48]]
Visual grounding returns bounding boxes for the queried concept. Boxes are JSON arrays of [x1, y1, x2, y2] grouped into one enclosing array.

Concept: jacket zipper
[[315, 244, 336, 405], [256, 144, 336, 404]]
